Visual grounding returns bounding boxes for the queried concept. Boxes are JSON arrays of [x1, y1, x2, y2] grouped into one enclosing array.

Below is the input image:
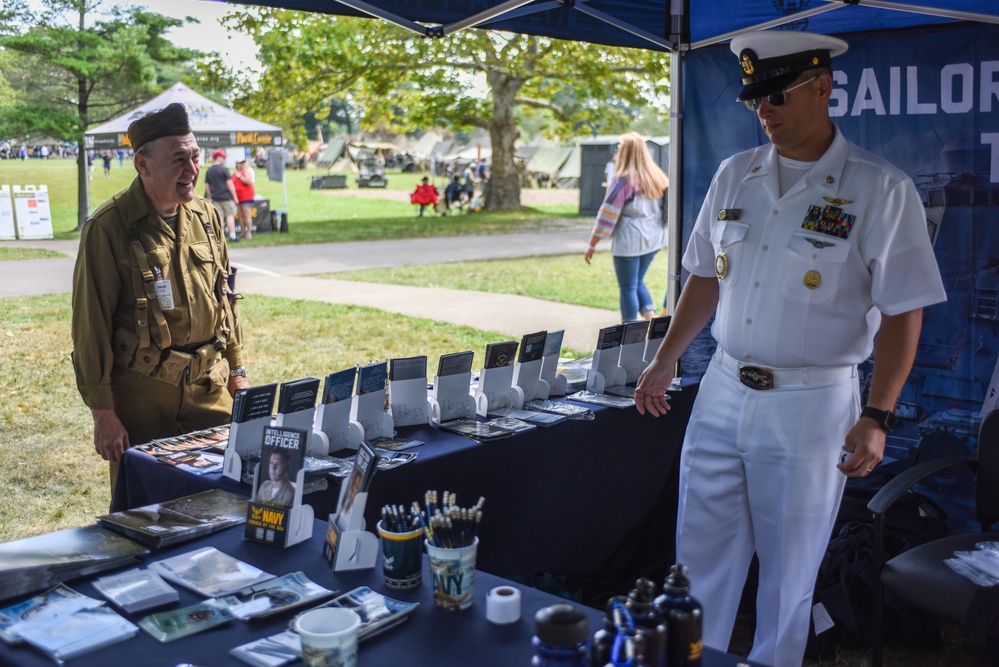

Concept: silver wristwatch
[[230, 366, 247, 378]]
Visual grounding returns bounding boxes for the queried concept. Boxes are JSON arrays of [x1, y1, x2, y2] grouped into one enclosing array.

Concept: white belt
[[714, 349, 857, 390]]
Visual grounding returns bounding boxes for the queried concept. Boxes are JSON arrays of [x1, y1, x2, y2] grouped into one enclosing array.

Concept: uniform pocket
[[188, 241, 217, 298], [780, 234, 850, 305], [710, 221, 749, 289]]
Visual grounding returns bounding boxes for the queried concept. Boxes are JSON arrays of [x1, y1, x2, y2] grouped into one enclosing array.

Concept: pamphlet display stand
[[618, 321, 651, 384], [586, 325, 627, 395], [247, 463, 314, 548], [223, 414, 272, 481], [327, 491, 378, 572], [430, 371, 475, 424], [644, 316, 672, 365], [350, 390, 394, 442], [274, 407, 326, 458], [540, 352, 569, 397], [389, 376, 432, 427], [512, 359, 551, 402], [315, 400, 363, 453], [475, 364, 524, 417]]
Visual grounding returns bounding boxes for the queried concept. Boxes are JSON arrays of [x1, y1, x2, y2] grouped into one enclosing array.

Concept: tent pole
[[666, 46, 682, 314]]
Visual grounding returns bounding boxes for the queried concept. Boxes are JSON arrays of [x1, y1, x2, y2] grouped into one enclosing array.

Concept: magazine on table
[[523, 398, 595, 421], [15, 600, 138, 660], [139, 598, 234, 643], [219, 571, 337, 620], [92, 569, 179, 614], [568, 390, 636, 409], [292, 586, 419, 642], [485, 415, 538, 434], [367, 436, 425, 452], [488, 406, 567, 427], [148, 546, 275, 598], [231, 629, 302, 667], [0, 584, 97, 644], [438, 417, 519, 441], [97, 489, 248, 549]]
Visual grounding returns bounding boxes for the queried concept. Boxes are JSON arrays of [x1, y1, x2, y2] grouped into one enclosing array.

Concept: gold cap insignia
[[823, 197, 852, 206], [804, 270, 821, 289], [742, 54, 754, 75], [715, 251, 730, 280]]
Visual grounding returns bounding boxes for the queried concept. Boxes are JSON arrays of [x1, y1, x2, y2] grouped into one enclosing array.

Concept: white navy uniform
[[678, 126, 946, 666]]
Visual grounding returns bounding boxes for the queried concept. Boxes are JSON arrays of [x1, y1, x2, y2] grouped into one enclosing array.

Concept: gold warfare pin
[[804, 270, 821, 289], [715, 251, 730, 280], [823, 197, 853, 206], [718, 209, 741, 221]]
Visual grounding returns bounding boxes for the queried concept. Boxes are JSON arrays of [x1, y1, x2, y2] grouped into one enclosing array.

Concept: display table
[[113, 386, 698, 593], [0, 518, 762, 667]]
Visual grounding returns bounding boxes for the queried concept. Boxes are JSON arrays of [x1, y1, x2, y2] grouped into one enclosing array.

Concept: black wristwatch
[[861, 406, 896, 432]]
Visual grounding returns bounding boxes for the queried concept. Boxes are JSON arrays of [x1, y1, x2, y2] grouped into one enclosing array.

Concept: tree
[[0, 0, 202, 229], [214, 10, 669, 210]]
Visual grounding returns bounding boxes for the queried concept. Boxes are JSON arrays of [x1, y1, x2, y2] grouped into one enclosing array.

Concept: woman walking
[[584, 132, 668, 321]]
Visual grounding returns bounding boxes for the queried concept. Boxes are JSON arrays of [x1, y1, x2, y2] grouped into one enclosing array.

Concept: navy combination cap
[[127, 103, 193, 150], [730, 31, 848, 101]]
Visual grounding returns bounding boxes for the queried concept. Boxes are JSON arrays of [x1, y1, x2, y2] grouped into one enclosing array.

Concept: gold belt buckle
[[740, 366, 774, 390]]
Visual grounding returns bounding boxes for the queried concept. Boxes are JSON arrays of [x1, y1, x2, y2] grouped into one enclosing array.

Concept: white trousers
[[677, 353, 859, 667]]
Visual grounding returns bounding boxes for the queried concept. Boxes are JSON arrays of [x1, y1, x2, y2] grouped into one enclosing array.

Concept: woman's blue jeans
[[613, 250, 658, 321]]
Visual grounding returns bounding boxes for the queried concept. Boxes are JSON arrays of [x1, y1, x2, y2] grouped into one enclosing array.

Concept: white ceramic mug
[[293, 607, 361, 667]]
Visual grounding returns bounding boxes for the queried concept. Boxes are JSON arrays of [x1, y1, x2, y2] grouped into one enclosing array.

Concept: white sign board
[[0, 185, 15, 240], [13, 185, 53, 240]]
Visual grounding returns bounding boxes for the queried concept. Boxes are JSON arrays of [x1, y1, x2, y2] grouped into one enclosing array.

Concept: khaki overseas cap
[[127, 103, 193, 150]]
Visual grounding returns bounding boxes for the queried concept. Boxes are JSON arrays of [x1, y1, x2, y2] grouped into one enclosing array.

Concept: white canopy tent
[[84, 83, 288, 215]]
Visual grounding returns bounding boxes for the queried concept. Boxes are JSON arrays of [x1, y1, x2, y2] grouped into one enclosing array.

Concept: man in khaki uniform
[[72, 103, 251, 490]]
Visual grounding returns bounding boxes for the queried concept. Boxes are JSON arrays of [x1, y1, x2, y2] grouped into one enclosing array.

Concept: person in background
[[232, 157, 255, 241], [444, 175, 465, 215], [101, 151, 112, 178], [585, 132, 668, 322], [204, 149, 239, 242], [71, 103, 249, 495], [410, 176, 439, 217], [602, 146, 618, 190], [634, 32, 946, 667]]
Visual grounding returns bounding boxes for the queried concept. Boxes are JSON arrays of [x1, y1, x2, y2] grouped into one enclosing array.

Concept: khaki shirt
[[72, 177, 243, 409]]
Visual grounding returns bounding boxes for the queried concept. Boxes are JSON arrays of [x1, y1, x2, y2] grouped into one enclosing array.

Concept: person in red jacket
[[410, 176, 439, 217], [232, 158, 256, 240]]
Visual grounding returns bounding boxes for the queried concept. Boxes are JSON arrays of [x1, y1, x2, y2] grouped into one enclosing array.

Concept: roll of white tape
[[486, 586, 521, 624]]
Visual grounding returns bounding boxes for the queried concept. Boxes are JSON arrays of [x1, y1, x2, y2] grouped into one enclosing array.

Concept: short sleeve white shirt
[[683, 126, 946, 368]]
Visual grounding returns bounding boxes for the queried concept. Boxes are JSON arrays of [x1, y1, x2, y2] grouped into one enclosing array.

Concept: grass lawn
[[0, 160, 584, 243], [330, 252, 671, 314], [0, 247, 65, 260], [0, 292, 508, 542]]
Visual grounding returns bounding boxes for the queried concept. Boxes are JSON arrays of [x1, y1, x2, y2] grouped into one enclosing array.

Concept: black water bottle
[[604, 627, 648, 667], [531, 603, 590, 667], [626, 578, 668, 667], [590, 596, 630, 666], [654, 564, 703, 667]]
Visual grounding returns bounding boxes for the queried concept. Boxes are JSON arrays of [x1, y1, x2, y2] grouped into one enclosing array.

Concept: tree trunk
[[75, 141, 90, 231], [484, 71, 523, 211]]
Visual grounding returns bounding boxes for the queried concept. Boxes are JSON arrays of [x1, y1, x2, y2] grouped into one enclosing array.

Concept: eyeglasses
[[743, 76, 818, 111]]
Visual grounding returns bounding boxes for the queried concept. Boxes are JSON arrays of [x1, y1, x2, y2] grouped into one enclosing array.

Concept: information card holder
[[223, 414, 271, 481], [245, 465, 314, 548], [586, 347, 627, 395], [430, 372, 475, 424], [619, 321, 651, 384], [315, 400, 363, 453], [324, 492, 378, 572], [474, 365, 525, 417], [388, 377, 432, 427], [512, 359, 551, 402], [350, 390, 394, 442], [274, 407, 326, 458], [644, 316, 672, 365], [539, 353, 569, 397]]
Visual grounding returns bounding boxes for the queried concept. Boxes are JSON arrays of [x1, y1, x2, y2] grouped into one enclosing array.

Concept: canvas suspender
[[200, 219, 236, 350], [126, 223, 173, 352]]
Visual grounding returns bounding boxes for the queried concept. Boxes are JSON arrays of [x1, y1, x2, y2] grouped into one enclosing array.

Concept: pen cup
[[293, 607, 361, 667], [426, 537, 478, 611], [377, 520, 424, 590]]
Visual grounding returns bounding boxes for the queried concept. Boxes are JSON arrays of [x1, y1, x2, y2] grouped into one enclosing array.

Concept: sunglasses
[[743, 76, 819, 111]]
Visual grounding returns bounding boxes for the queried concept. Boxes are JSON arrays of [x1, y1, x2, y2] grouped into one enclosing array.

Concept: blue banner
[[681, 22, 999, 527]]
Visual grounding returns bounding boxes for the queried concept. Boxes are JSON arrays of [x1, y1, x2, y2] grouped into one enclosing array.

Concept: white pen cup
[[293, 607, 361, 667], [426, 537, 478, 611]]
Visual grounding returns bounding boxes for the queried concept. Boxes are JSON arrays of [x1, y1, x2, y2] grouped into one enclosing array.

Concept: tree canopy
[[0, 0, 202, 227], [211, 9, 670, 210]]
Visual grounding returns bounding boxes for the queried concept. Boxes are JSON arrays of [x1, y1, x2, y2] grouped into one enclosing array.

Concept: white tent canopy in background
[[84, 83, 283, 152]]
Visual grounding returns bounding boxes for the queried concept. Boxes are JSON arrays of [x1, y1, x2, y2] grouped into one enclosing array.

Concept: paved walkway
[[0, 231, 618, 351]]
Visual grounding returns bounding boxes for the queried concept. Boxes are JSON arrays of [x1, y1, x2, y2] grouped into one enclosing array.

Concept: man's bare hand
[[228, 374, 250, 397], [634, 359, 675, 417], [838, 418, 885, 478], [92, 408, 130, 463]]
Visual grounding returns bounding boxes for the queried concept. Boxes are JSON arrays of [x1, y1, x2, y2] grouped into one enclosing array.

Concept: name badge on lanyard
[[153, 267, 175, 310]]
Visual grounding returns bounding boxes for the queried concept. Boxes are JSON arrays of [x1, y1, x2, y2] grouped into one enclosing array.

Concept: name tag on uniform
[[154, 278, 175, 310]]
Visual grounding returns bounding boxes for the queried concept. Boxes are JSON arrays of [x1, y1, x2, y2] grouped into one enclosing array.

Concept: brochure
[[523, 398, 595, 421], [219, 571, 336, 620], [232, 383, 278, 423], [92, 569, 179, 614], [568, 390, 636, 409], [389, 355, 428, 381], [231, 629, 302, 667], [139, 598, 234, 643], [0, 584, 96, 644], [15, 601, 138, 660], [439, 417, 519, 440], [277, 377, 320, 414], [488, 407, 567, 427], [294, 586, 419, 642], [335, 441, 378, 530], [517, 331, 547, 363], [356, 361, 388, 395], [483, 341, 518, 369], [97, 489, 248, 549], [437, 350, 474, 377], [148, 547, 275, 598], [322, 368, 357, 404]]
